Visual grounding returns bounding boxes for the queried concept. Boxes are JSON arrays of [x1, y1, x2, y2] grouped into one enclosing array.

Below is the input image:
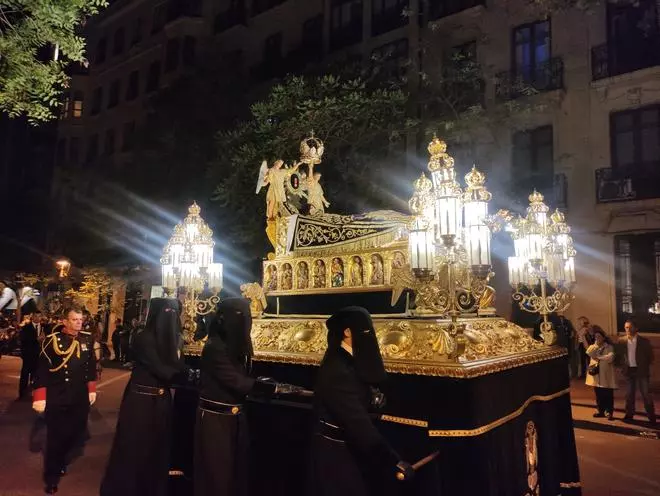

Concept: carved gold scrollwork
[[251, 317, 548, 373]]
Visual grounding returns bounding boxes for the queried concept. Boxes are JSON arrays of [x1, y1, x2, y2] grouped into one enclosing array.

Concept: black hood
[[325, 306, 386, 384], [142, 297, 182, 366], [210, 298, 253, 363]]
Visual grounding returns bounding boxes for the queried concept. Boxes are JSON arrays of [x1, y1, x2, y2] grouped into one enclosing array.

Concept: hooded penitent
[[142, 297, 182, 368], [209, 297, 254, 366], [325, 306, 386, 385]]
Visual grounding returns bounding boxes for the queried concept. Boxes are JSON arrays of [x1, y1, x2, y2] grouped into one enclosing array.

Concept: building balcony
[[330, 22, 363, 52], [372, 7, 408, 36], [213, 6, 247, 33], [495, 57, 564, 100], [591, 37, 660, 81], [596, 167, 660, 203], [428, 0, 484, 20], [166, 0, 202, 24]]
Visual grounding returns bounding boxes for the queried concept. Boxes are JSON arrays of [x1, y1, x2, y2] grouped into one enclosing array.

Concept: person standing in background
[[112, 319, 123, 362], [585, 326, 617, 420], [619, 320, 656, 426], [576, 316, 593, 379], [18, 312, 43, 399]]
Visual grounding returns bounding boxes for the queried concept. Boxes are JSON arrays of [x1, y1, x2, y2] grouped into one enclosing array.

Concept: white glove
[[33, 400, 46, 413], [89, 392, 97, 406]]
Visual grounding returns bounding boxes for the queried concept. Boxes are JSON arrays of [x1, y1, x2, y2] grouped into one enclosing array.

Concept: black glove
[[395, 461, 414, 481], [171, 366, 197, 387], [253, 376, 277, 396], [370, 387, 386, 409]]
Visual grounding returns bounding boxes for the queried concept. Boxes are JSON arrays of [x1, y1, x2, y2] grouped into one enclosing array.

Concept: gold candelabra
[[400, 138, 495, 360], [500, 192, 576, 344], [161, 203, 223, 353]]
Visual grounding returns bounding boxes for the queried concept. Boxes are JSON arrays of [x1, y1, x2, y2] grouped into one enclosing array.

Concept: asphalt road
[[0, 355, 658, 496]]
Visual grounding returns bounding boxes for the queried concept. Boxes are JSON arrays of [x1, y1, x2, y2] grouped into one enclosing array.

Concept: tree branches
[[0, 0, 106, 123]]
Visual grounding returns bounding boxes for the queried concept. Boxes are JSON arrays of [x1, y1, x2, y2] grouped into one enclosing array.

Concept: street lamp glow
[[55, 259, 71, 278]]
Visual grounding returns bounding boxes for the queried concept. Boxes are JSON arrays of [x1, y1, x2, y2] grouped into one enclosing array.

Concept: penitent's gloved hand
[[395, 461, 415, 481], [253, 376, 278, 396]]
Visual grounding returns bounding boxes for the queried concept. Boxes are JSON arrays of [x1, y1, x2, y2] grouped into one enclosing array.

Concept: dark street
[[0, 355, 658, 496]]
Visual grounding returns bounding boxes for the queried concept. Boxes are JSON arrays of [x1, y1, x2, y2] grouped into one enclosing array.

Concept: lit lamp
[[401, 137, 496, 360], [409, 173, 435, 278], [463, 166, 492, 271], [161, 202, 223, 350], [428, 137, 462, 248], [55, 259, 71, 279], [505, 191, 576, 344]]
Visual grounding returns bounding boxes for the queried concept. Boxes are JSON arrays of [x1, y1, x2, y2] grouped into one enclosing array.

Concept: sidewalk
[[570, 378, 658, 437]]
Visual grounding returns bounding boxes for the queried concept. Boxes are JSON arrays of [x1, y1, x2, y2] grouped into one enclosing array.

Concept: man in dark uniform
[[32, 306, 97, 495], [19, 311, 45, 398], [310, 306, 413, 496], [194, 297, 286, 496]]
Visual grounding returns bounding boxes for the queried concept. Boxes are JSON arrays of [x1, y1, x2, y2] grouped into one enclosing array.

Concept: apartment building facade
[[52, 0, 660, 332]]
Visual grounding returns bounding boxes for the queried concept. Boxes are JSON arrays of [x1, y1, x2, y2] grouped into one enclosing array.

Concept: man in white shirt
[[621, 320, 655, 425]]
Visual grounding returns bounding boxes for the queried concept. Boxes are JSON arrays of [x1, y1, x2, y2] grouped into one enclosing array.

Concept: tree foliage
[[66, 267, 115, 314], [208, 73, 412, 256], [0, 0, 106, 123]]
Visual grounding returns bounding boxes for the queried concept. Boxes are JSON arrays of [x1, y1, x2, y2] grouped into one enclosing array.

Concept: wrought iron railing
[[591, 38, 660, 81], [495, 57, 564, 100], [372, 5, 408, 36], [214, 5, 247, 33], [595, 167, 660, 203]]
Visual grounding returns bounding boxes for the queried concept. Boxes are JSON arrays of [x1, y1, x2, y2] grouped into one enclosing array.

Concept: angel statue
[[306, 172, 330, 216], [240, 282, 267, 318], [256, 159, 301, 220]]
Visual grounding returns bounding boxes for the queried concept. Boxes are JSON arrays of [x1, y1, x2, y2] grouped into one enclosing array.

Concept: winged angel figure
[[255, 159, 301, 220]]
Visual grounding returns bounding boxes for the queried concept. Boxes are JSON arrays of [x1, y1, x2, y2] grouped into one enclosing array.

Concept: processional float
[[161, 134, 582, 496]]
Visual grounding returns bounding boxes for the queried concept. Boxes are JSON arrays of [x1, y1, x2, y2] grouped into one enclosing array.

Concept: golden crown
[[550, 208, 565, 224], [427, 136, 455, 173], [300, 131, 324, 165], [463, 166, 492, 202], [188, 201, 201, 216], [413, 173, 433, 192]]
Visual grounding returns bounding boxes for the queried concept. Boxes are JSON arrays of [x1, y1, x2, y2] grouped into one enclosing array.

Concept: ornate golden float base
[[250, 316, 563, 378]]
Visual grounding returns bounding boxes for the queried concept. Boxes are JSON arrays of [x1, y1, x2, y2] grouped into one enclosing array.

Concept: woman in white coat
[[585, 326, 617, 420]]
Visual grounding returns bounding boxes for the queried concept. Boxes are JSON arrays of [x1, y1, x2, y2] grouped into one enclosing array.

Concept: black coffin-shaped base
[[170, 356, 581, 496]]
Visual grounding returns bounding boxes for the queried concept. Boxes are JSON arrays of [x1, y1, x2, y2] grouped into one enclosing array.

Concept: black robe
[[193, 336, 255, 496], [309, 348, 401, 496], [100, 328, 185, 496]]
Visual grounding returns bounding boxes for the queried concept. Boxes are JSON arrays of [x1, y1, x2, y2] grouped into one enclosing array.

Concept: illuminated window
[[72, 91, 84, 118]]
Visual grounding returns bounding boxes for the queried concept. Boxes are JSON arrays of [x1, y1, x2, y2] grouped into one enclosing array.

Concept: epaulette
[[45, 331, 60, 338]]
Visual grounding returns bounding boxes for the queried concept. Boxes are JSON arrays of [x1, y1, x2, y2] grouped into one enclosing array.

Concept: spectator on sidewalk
[[576, 316, 594, 379], [18, 312, 42, 399], [617, 320, 656, 426], [112, 319, 123, 362], [120, 322, 132, 366], [585, 326, 617, 421]]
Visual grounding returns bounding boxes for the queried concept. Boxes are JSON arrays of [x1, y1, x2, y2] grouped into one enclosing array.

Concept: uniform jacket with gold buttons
[[33, 330, 97, 406]]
